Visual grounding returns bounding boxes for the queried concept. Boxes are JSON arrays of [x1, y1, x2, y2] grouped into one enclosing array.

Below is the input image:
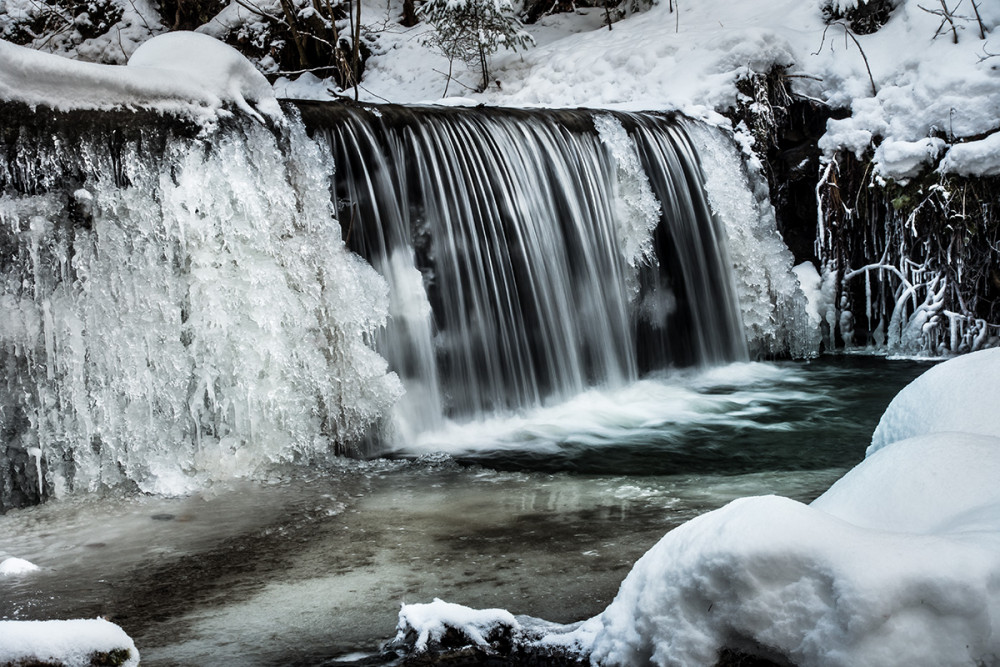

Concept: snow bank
[[0, 556, 39, 575], [562, 348, 1000, 666], [869, 347, 1000, 455], [0, 31, 280, 122], [350, 0, 1000, 180], [0, 619, 139, 667]]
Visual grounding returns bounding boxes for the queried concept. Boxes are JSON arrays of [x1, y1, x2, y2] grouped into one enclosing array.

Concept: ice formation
[[687, 123, 820, 358], [0, 619, 139, 667], [593, 114, 662, 268], [0, 117, 401, 501]]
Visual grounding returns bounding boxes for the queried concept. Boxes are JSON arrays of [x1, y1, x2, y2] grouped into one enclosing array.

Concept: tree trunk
[[401, 0, 418, 27]]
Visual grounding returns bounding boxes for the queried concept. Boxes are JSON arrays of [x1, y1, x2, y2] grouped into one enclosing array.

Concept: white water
[[312, 106, 820, 449], [394, 362, 814, 457]]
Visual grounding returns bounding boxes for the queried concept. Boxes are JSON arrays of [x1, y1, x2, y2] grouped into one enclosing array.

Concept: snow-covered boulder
[[0, 557, 39, 576], [572, 431, 1000, 666], [393, 598, 521, 652], [869, 347, 1000, 456], [0, 619, 139, 667]]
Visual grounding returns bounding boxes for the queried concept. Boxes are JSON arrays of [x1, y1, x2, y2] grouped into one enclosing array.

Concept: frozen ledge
[[0, 32, 281, 126], [0, 619, 139, 667]]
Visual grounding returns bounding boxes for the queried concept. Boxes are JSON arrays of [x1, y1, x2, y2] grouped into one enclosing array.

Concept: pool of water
[[0, 356, 932, 665]]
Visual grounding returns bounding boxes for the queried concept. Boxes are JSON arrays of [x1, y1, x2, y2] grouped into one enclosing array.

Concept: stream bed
[[0, 356, 930, 665]]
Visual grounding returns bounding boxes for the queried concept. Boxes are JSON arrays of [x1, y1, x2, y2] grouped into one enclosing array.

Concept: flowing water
[[0, 102, 926, 664], [0, 356, 931, 665]]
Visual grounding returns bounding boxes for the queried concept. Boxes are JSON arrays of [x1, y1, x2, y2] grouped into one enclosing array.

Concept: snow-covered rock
[[870, 347, 1000, 455], [395, 598, 521, 652], [0, 619, 139, 667], [0, 556, 39, 575]]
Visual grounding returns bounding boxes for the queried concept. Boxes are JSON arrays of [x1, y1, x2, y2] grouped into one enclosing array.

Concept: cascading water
[[297, 103, 815, 442], [300, 105, 749, 437], [0, 101, 817, 510]]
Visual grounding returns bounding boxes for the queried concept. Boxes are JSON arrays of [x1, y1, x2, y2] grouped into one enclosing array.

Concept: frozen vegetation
[[395, 348, 1000, 665]]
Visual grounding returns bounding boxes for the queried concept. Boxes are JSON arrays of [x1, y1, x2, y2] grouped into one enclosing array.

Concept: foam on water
[[392, 362, 819, 457]]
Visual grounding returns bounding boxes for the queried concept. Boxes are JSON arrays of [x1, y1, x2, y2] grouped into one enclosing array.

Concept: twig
[[970, 0, 986, 40], [815, 21, 877, 97], [432, 68, 477, 92]]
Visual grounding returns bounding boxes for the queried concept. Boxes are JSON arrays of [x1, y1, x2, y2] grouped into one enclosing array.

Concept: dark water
[[0, 356, 931, 665]]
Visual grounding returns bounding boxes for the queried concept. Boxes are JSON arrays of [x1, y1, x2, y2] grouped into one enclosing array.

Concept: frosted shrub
[[419, 0, 533, 92]]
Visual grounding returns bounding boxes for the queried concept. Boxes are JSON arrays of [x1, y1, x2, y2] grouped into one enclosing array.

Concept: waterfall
[[297, 104, 785, 439], [0, 102, 816, 510]]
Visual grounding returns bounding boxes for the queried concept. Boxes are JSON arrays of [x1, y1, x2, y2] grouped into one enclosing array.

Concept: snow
[[869, 347, 1000, 455], [333, 0, 1000, 180], [1, 31, 280, 123], [395, 598, 520, 651], [0, 619, 139, 667], [396, 339, 1000, 666], [6, 0, 999, 179], [128, 31, 282, 122], [564, 345, 1000, 666], [0, 556, 38, 575]]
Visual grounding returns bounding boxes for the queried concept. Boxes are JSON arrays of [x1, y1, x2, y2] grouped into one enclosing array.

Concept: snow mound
[[127, 31, 281, 122], [560, 348, 1000, 665], [0, 619, 139, 667], [576, 442, 1000, 666], [0, 556, 39, 575], [869, 348, 1000, 455], [395, 598, 520, 652], [0, 32, 280, 123]]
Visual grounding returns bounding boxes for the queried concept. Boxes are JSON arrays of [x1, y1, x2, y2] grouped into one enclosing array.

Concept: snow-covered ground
[[396, 347, 1000, 665], [325, 0, 1000, 180], [4, 0, 998, 177]]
